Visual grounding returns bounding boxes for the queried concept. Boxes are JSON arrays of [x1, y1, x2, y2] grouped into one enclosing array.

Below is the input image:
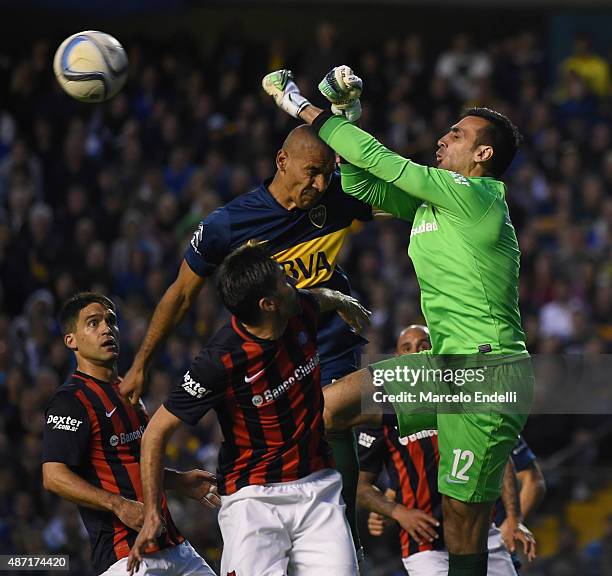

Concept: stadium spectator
[[560, 33, 610, 98], [435, 33, 492, 101]]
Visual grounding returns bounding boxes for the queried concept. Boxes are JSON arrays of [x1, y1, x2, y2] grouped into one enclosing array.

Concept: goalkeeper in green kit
[[263, 67, 534, 576]]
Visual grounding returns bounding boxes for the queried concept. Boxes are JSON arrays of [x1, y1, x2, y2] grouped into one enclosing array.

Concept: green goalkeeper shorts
[[371, 353, 534, 503]]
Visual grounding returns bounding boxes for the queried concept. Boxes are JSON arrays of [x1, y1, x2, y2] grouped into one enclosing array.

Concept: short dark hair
[[462, 107, 521, 177], [216, 242, 282, 324], [59, 292, 116, 335]]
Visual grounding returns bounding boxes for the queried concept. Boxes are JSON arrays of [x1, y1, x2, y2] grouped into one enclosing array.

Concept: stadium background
[[1, 0, 611, 574]]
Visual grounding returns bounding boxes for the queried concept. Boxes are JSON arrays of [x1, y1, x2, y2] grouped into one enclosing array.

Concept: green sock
[[327, 429, 361, 553], [448, 552, 488, 576]]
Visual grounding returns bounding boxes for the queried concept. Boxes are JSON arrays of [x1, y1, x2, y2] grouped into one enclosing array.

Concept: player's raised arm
[[263, 69, 417, 221], [307, 287, 371, 334], [263, 68, 495, 222], [314, 115, 492, 219], [339, 163, 421, 222], [318, 67, 420, 221], [120, 260, 205, 404]]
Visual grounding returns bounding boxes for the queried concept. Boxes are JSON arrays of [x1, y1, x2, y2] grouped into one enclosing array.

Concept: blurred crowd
[[0, 19, 611, 575]]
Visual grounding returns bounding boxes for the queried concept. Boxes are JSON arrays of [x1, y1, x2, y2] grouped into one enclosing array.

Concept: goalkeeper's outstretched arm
[[297, 105, 420, 221], [262, 69, 460, 215], [306, 111, 465, 214], [263, 68, 483, 218], [262, 71, 419, 220]]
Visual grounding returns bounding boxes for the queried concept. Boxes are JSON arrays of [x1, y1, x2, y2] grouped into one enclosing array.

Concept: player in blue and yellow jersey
[[121, 125, 373, 557]]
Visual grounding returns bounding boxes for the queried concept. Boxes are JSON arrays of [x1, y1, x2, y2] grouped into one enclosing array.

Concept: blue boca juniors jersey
[[185, 173, 372, 363]]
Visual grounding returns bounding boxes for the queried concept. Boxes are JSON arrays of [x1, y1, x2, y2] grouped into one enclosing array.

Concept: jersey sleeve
[[320, 116, 494, 223], [183, 208, 231, 277], [297, 289, 320, 333], [511, 436, 536, 472], [340, 163, 420, 222], [163, 348, 229, 426], [357, 427, 387, 476], [331, 171, 373, 223], [347, 193, 374, 223], [42, 391, 91, 466]]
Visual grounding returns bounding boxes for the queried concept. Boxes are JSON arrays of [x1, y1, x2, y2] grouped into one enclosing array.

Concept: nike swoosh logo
[[105, 407, 117, 418], [443, 474, 468, 485], [245, 369, 265, 384], [244, 352, 279, 384]]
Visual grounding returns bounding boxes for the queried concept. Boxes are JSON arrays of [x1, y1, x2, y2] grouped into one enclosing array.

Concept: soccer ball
[[53, 31, 128, 103]]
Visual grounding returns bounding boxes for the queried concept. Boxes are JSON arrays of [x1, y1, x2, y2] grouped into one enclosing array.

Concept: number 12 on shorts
[[450, 449, 474, 481]]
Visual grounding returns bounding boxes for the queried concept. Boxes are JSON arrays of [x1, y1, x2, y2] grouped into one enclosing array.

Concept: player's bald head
[[396, 324, 431, 355], [273, 124, 336, 210], [282, 124, 334, 161]]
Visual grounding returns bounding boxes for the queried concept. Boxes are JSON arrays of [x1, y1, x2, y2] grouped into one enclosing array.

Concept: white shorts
[[486, 526, 519, 576], [401, 525, 518, 576], [218, 468, 358, 576], [402, 550, 449, 576], [100, 540, 216, 576]]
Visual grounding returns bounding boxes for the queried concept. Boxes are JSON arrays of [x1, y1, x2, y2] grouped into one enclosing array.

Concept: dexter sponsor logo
[[358, 432, 376, 448], [182, 371, 208, 399], [46, 414, 83, 432]]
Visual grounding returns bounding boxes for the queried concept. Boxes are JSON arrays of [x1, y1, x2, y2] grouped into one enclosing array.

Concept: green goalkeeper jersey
[[318, 116, 527, 356]]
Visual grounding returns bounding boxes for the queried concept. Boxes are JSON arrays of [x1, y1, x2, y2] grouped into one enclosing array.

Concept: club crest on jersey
[[308, 205, 327, 228], [298, 331, 308, 345]]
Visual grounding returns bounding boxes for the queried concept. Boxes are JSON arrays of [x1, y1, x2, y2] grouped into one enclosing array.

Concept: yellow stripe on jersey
[[273, 228, 350, 288]]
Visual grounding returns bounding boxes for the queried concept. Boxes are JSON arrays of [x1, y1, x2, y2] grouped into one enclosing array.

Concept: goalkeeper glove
[[262, 70, 311, 118], [318, 65, 363, 122]]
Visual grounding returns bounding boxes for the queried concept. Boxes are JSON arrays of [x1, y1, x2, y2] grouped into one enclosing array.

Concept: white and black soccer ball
[[53, 31, 128, 103]]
